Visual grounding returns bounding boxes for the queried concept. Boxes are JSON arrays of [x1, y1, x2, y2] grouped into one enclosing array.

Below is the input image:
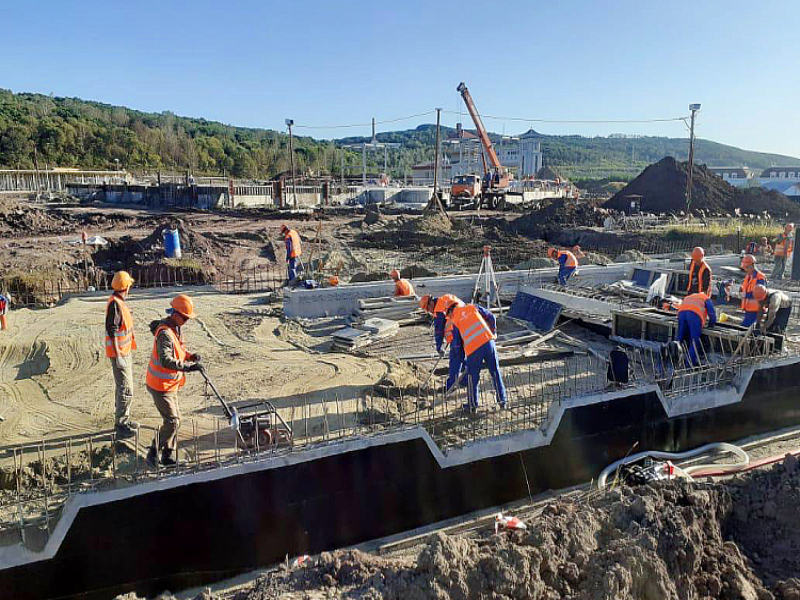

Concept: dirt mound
[[605, 157, 800, 219], [244, 461, 800, 600], [616, 249, 648, 262], [535, 165, 564, 181], [349, 272, 388, 283], [512, 198, 609, 238], [401, 264, 437, 279], [398, 212, 453, 236]]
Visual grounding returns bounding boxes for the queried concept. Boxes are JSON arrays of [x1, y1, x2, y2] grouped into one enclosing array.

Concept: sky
[[2, 0, 799, 158]]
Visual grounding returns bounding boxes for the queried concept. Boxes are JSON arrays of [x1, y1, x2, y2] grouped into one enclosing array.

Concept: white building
[[707, 166, 758, 188], [708, 165, 800, 200]]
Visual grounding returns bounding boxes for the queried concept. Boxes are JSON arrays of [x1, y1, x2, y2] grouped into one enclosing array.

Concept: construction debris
[[332, 318, 399, 351]]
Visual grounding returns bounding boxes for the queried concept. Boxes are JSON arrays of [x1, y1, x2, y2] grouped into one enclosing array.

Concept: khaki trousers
[[147, 386, 181, 452], [110, 358, 134, 427]]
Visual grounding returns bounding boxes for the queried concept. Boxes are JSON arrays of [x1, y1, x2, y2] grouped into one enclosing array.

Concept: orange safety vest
[[449, 305, 494, 357], [394, 279, 415, 297], [557, 250, 578, 268], [686, 260, 712, 295], [105, 294, 137, 358], [678, 293, 710, 326], [774, 234, 794, 257], [285, 229, 302, 258], [146, 324, 187, 393], [740, 269, 766, 312], [433, 294, 463, 315]]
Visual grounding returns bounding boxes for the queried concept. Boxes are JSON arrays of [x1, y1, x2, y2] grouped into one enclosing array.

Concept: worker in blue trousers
[[739, 254, 767, 327], [280, 224, 302, 283], [444, 301, 507, 412], [420, 294, 465, 391], [548, 247, 578, 286], [676, 292, 717, 367]]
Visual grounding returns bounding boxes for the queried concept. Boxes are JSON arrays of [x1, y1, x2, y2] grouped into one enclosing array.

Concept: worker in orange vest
[[676, 292, 716, 367], [686, 246, 712, 295], [105, 271, 138, 439], [445, 302, 506, 411], [421, 294, 466, 391], [740, 254, 767, 327], [390, 269, 415, 297], [280, 224, 302, 282], [145, 294, 202, 467], [0, 292, 9, 332], [548, 247, 578, 285], [772, 223, 794, 280]]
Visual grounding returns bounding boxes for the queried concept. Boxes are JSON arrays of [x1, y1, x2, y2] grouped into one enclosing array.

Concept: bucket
[[163, 228, 182, 259]]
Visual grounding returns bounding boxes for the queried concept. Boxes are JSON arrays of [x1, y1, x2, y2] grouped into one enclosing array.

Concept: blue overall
[[676, 299, 716, 367], [285, 237, 299, 281], [434, 312, 465, 391], [558, 253, 576, 286], [741, 311, 759, 327], [450, 306, 506, 408]]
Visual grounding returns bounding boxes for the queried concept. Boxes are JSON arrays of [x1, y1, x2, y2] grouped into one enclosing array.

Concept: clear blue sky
[[2, 0, 798, 158]]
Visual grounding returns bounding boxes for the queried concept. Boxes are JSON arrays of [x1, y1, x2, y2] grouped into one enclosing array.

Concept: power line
[[441, 109, 687, 124], [292, 110, 436, 130]]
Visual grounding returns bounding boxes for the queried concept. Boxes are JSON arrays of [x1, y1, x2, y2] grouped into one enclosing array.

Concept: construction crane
[[456, 82, 511, 209]]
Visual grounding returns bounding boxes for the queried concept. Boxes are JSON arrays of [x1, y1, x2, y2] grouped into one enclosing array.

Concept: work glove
[[115, 355, 128, 369], [184, 363, 203, 373]]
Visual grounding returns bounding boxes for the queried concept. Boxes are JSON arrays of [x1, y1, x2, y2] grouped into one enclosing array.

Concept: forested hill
[[1, 89, 797, 180]]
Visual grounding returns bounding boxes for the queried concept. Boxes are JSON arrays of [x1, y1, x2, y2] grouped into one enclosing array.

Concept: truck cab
[[451, 174, 482, 199]]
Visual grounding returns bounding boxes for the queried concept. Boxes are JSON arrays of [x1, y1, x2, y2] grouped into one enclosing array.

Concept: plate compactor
[[199, 368, 293, 450]]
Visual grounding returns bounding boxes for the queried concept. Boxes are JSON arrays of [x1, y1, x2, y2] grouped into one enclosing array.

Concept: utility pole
[[286, 118, 296, 208], [431, 108, 447, 216], [685, 103, 701, 213]]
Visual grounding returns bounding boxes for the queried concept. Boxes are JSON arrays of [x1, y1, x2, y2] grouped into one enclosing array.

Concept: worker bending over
[[740, 254, 767, 327], [0, 292, 9, 331], [755, 285, 792, 334], [686, 246, 712, 295], [548, 247, 578, 286], [280, 224, 302, 283], [390, 269, 415, 297], [772, 223, 794, 280], [146, 294, 203, 467], [676, 292, 716, 367], [105, 271, 138, 439], [445, 301, 507, 411], [421, 294, 465, 392]]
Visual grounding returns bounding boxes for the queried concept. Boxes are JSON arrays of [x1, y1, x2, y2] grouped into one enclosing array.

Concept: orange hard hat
[[741, 254, 756, 268], [547, 247, 558, 259], [419, 295, 433, 312], [170, 294, 196, 319], [691, 246, 705, 261], [328, 276, 340, 287], [111, 270, 134, 292], [390, 269, 401, 280], [753, 285, 768, 302]]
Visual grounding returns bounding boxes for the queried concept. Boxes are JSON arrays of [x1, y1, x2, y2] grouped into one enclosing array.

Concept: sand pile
[[605, 157, 800, 219], [241, 458, 800, 600]]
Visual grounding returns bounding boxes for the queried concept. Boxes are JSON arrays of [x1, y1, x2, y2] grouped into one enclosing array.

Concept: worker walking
[[444, 302, 506, 411], [676, 292, 717, 367], [772, 223, 794, 280], [687, 246, 712, 295], [106, 271, 138, 439], [420, 294, 465, 392], [740, 255, 768, 327], [548, 247, 578, 286], [0, 292, 9, 331], [146, 294, 203, 467], [390, 269, 415, 297], [280, 224, 302, 283], [755, 285, 792, 334]]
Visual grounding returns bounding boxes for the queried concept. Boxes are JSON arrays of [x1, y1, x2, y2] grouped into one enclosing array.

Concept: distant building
[[760, 166, 800, 181], [707, 166, 758, 187]]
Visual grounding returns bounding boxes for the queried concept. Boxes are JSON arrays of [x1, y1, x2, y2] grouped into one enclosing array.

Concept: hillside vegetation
[[1, 89, 797, 181]]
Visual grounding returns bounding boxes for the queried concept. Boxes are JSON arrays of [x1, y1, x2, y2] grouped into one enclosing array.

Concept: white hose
[[597, 442, 749, 489]]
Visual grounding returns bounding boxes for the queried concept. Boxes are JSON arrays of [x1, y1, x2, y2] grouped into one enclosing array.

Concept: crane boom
[[457, 82, 503, 171]]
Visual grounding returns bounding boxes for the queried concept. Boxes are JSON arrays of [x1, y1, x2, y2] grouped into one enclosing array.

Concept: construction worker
[[280, 224, 302, 283], [686, 246, 712, 295], [547, 247, 578, 286], [444, 301, 506, 411], [572, 245, 585, 259], [746, 237, 772, 255], [145, 294, 202, 467], [105, 271, 138, 439], [390, 269, 415, 297], [755, 285, 792, 334], [740, 254, 768, 327], [0, 292, 8, 331], [772, 223, 794, 280], [676, 292, 717, 367], [420, 294, 465, 391]]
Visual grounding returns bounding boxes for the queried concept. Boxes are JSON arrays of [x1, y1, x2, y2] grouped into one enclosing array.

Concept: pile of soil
[[238, 458, 800, 600], [0, 198, 145, 238], [511, 198, 610, 238], [605, 157, 800, 219]]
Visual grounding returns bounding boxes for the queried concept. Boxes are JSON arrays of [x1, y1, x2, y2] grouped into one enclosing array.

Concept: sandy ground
[[0, 287, 389, 449]]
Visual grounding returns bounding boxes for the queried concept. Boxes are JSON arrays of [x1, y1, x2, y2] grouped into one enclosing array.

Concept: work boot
[[115, 422, 138, 440], [146, 446, 159, 468], [160, 449, 178, 467]]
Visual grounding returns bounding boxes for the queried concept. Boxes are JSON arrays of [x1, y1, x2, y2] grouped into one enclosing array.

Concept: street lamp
[[686, 103, 701, 213]]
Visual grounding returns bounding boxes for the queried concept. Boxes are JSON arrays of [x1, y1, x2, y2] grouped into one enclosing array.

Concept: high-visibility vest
[[434, 294, 463, 315], [146, 324, 187, 393], [687, 260, 712, 295], [449, 305, 494, 357], [105, 294, 137, 358], [557, 250, 577, 268], [774, 234, 793, 257], [740, 269, 766, 312], [285, 229, 302, 258], [678, 293, 710, 326], [394, 279, 415, 297]]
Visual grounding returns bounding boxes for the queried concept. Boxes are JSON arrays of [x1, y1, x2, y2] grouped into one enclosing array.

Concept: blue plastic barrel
[[163, 228, 182, 259]]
